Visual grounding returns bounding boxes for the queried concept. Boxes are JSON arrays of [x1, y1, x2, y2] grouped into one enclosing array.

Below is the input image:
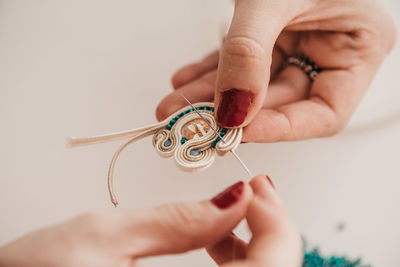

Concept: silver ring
[[287, 56, 322, 81]]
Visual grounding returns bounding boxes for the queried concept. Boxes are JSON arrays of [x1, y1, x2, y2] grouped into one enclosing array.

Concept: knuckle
[[159, 203, 212, 248], [222, 37, 266, 68]]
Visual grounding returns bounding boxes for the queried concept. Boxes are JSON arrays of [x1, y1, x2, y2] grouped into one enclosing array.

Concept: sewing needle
[[180, 94, 254, 179]]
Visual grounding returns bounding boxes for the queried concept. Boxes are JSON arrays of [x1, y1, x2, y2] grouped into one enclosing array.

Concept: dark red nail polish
[[266, 175, 275, 189], [217, 89, 253, 127], [211, 181, 244, 209]]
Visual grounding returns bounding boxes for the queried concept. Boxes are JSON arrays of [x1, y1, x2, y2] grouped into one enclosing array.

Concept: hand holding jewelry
[[67, 102, 242, 206]]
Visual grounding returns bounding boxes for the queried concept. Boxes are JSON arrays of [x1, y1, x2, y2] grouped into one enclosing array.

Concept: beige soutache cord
[[107, 128, 160, 207], [66, 124, 162, 147], [67, 102, 244, 206]]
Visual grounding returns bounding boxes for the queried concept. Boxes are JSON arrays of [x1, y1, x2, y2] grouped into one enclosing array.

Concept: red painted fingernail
[[217, 89, 253, 127], [266, 175, 275, 189], [211, 181, 244, 209]]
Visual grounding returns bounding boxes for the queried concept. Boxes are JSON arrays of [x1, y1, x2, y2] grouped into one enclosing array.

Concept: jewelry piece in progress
[[287, 55, 322, 81], [67, 102, 242, 206], [180, 94, 253, 179]]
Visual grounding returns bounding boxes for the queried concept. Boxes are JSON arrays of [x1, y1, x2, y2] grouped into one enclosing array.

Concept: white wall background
[[0, 1, 399, 266]]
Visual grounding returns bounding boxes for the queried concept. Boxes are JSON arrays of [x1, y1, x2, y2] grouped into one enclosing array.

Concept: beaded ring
[[67, 102, 242, 206], [287, 55, 322, 81]]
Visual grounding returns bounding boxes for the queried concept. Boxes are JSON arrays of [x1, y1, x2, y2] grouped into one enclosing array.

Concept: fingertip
[[171, 66, 192, 89], [156, 72, 217, 121], [155, 93, 187, 121], [249, 174, 273, 193], [172, 51, 220, 89], [249, 174, 282, 206], [241, 182, 254, 206], [155, 102, 168, 122]]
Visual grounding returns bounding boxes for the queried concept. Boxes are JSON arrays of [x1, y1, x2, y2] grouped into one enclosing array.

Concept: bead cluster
[[303, 248, 367, 267], [165, 106, 214, 131], [165, 106, 228, 148]]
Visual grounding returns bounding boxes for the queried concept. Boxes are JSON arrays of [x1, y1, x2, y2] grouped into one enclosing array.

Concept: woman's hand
[[206, 176, 302, 267], [156, 0, 396, 143], [0, 175, 302, 267]]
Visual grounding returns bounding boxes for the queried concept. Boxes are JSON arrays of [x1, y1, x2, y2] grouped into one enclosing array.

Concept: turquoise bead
[[166, 124, 172, 130], [189, 149, 200, 156], [196, 107, 200, 110], [180, 137, 186, 144], [164, 139, 172, 147], [170, 119, 176, 124], [216, 137, 221, 142], [211, 141, 216, 148], [220, 132, 225, 136]]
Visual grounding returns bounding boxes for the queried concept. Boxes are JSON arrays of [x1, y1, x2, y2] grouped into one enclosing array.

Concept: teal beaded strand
[[211, 128, 228, 148], [165, 106, 214, 131]]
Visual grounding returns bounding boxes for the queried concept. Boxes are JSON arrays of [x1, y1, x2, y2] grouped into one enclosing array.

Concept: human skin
[[0, 175, 302, 267], [156, 0, 397, 143]]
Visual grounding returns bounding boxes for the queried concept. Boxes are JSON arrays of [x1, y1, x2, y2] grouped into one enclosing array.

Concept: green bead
[[189, 109, 193, 112], [175, 115, 180, 120], [210, 107, 214, 112], [196, 107, 200, 110], [220, 132, 225, 136], [211, 141, 216, 148], [181, 112, 186, 116], [170, 119, 176, 124], [181, 137, 186, 144], [166, 124, 172, 130], [216, 137, 221, 142]]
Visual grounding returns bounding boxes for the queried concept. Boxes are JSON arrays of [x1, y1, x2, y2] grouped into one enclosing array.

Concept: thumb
[[244, 175, 303, 266], [215, 0, 294, 128], [125, 181, 253, 258]]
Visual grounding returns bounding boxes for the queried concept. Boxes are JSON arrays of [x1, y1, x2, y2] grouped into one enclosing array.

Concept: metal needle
[[180, 94, 254, 179]]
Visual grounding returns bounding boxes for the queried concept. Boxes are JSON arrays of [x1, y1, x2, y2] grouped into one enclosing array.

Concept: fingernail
[[211, 181, 244, 209], [266, 175, 275, 189], [217, 89, 253, 127]]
